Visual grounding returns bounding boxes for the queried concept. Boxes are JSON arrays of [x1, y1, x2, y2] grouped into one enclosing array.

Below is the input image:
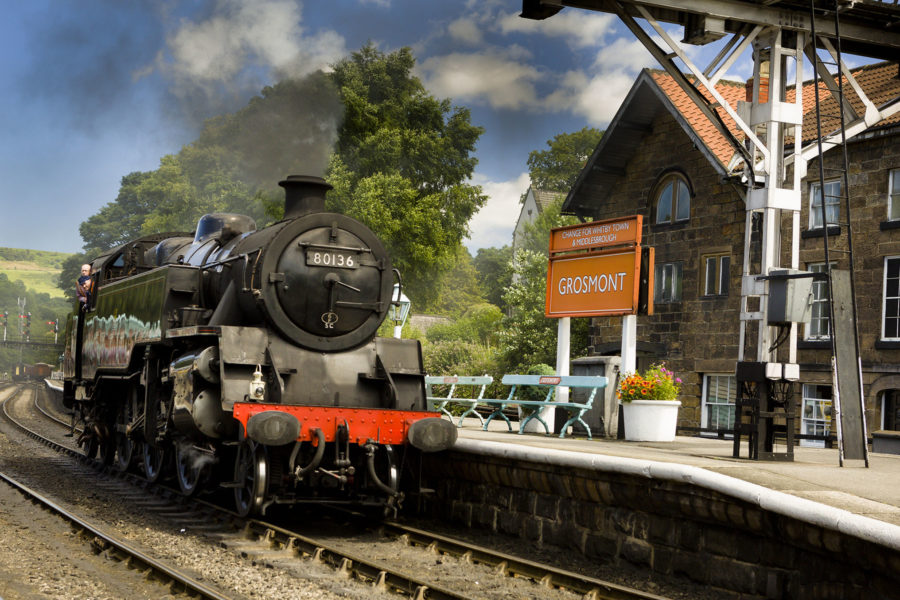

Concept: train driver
[[76, 264, 93, 308]]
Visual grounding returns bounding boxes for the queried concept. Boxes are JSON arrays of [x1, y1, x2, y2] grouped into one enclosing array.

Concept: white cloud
[[465, 171, 531, 252], [497, 10, 616, 48], [593, 36, 655, 73], [545, 69, 637, 126], [157, 0, 346, 93], [417, 50, 541, 110], [448, 17, 484, 45]]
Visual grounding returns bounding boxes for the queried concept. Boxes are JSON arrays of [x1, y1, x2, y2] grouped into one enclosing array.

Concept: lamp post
[[390, 284, 411, 339]]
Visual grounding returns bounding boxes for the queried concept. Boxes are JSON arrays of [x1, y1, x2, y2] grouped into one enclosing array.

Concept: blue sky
[[0, 0, 759, 255]]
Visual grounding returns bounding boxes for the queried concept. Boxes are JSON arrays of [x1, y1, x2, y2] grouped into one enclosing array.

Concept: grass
[[0, 248, 71, 299]]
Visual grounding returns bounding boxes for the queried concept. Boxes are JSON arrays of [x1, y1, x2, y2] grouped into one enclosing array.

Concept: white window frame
[[654, 175, 691, 224], [702, 254, 730, 297], [700, 374, 736, 435], [801, 383, 832, 448], [889, 169, 900, 221], [883, 256, 900, 341], [809, 179, 841, 230], [654, 262, 683, 303], [805, 262, 832, 341]]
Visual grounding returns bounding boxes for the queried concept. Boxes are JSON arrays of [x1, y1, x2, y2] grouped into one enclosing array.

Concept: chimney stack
[[279, 175, 333, 219]]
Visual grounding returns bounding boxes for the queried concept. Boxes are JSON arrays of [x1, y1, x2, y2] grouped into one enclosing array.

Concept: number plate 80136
[[306, 250, 357, 269]]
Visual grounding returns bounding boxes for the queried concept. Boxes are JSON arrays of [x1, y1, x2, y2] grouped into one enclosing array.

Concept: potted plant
[[618, 364, 682, 442]]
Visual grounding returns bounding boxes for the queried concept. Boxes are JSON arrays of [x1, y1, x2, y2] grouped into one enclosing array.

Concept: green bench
[[424, 375, 493, 428], [481, 374, 607, 440]]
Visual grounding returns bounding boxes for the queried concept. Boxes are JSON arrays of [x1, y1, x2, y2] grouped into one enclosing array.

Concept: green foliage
[[517, 363, 556, 402], [526, 126, 603, 193], [0, 248, 73, 300], [0, 271, 70, 373], [57, 253, 91, 302], [73, 43, 486, 309], [618, 364, 682, 402], [326, 45, 487, 304], [426, 303, 503, 346], [420, 247, 485, 317], [0, 248, 69, 269], [473, 245, 512, 312], [422, 340, 502, 398], [519, 198, 579, 257], [500, 248, 590, 373]]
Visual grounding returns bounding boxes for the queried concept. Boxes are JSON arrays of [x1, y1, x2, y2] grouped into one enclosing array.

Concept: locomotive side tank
[[64, 175, 455, 516]]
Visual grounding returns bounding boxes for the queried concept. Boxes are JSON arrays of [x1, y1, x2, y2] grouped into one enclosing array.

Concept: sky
[[0, 0, 767, 256]]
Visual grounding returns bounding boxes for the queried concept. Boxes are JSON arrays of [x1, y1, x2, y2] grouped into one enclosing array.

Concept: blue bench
[[482, 374, 607, 440], [424, 375, 493, 428]]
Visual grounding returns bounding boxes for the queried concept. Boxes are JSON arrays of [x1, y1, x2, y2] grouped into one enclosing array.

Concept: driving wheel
[[234, 440, 268, 517]]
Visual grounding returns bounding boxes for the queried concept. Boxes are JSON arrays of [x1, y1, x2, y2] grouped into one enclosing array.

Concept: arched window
[[654, 173, 691, 224]]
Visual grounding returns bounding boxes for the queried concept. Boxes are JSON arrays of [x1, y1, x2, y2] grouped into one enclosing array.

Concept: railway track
[[1, 382, 672, 600]]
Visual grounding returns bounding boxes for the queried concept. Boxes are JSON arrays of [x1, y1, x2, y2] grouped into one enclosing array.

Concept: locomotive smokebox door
[[276, 226, 379, 337]]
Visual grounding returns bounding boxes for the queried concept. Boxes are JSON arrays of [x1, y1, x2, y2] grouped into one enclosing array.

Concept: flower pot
[[622, 400, 681, 442]]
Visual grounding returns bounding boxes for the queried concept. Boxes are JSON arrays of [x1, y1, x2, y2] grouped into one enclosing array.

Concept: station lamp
[[389, 284, 411, 339]]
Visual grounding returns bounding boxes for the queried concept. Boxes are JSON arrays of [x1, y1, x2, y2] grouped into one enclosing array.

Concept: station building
[[564, 62, 900, 443]]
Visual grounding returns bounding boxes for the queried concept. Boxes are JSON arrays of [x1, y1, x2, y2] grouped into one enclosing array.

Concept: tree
[[326, 44, 487, 304], [79, 171, 159, 253], [520, 198, 580, 256], [499, 198, 589, 372], [473, 246, 512, 311], [68, 43, 487, 307], [423, 246, 485, 317], [526, 126, 603, 193], [58, 253, 91, 302]]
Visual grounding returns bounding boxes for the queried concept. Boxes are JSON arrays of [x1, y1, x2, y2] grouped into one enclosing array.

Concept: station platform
[[454, 417, 900, 535]]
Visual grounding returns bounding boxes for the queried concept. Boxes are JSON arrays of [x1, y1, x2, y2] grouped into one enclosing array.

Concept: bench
[[481, 374, 607, 440], [424, 375, 493, 428]]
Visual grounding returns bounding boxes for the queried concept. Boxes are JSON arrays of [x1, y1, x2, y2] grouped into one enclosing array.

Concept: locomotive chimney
[[279, 175, 334, 219]]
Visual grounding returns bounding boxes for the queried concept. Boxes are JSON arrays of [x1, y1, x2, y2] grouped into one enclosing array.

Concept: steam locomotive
[[63, 175, 455, 516]]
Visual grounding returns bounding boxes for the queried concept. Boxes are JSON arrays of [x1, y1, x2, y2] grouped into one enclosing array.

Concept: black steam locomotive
[[63, 176, 455, 516]]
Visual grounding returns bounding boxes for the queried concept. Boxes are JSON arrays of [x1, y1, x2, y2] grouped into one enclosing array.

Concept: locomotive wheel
[[142, 441, 166, 483], [174, 441, 208, 496], [234, 441, 268, 517], [375, 444, 400, 493], [97, 433, 116, 466], [113, 387, 138, 471], [79, 433, 98, 459]]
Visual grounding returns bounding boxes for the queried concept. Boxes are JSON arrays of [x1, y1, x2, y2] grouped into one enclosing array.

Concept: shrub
[[425, 303, 503, 345], [422, 340, 503, 399], [517, 363, 556, 403]]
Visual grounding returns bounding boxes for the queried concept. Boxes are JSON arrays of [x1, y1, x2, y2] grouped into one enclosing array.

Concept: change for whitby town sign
[[545, 215, 651, 318]]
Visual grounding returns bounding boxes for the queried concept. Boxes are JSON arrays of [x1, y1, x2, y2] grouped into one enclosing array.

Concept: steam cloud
[[20, 0, 347, 176]]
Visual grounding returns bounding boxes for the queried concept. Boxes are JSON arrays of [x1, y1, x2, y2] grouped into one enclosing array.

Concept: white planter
[[622, 400, 681, 442]]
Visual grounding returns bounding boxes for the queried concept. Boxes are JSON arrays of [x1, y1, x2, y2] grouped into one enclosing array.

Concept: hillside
[[0, 247, 71, 299]]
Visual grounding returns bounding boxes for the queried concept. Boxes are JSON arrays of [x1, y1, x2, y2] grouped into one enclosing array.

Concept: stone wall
[[793, 132, 900, 431], [585, 102, 900, 432], [418, 449, 900, 600]]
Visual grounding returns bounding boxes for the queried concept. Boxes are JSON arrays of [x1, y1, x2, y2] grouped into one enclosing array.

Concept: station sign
[[545, 248, 641, 318], [549, 215, 642, 255]]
